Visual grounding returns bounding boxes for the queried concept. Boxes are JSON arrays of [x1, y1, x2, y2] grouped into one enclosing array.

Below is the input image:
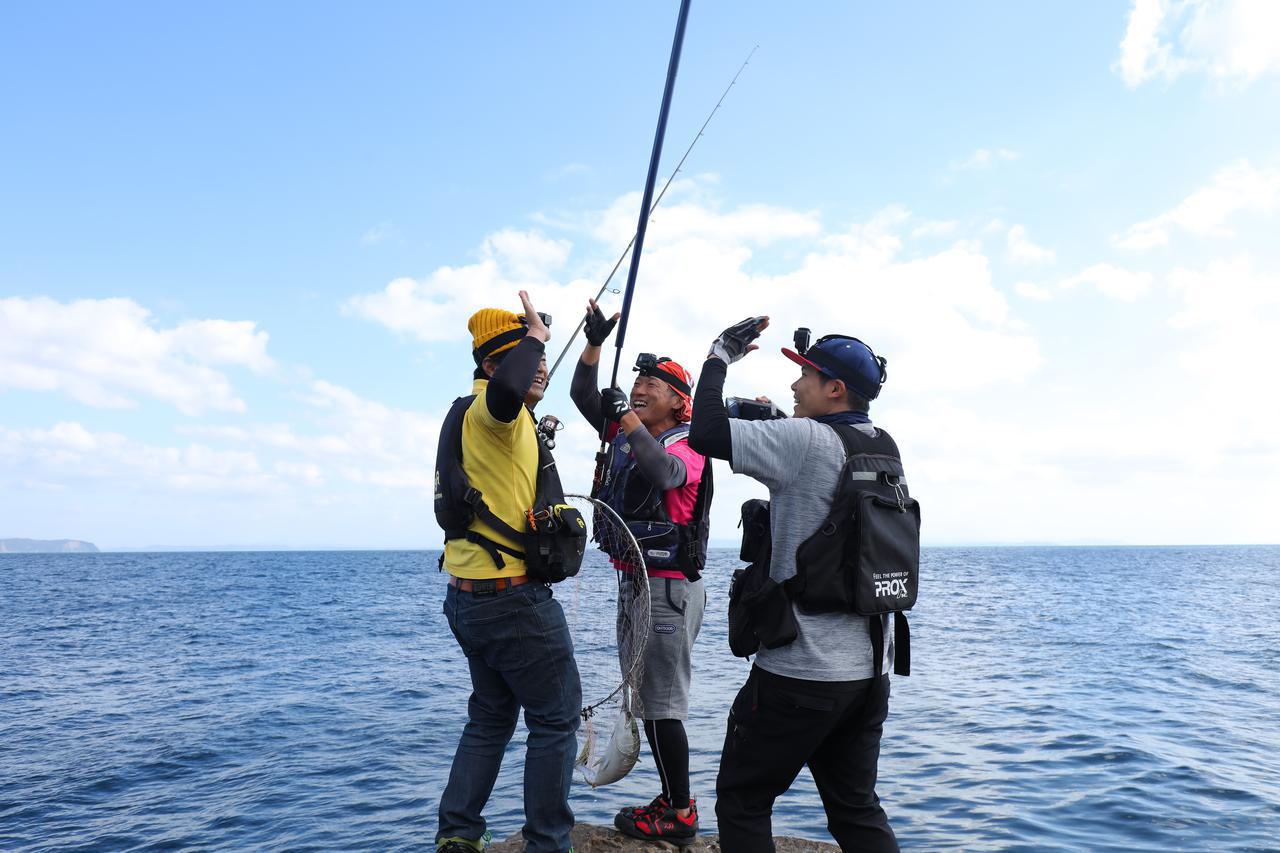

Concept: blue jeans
[[437, 582, 581, 852]]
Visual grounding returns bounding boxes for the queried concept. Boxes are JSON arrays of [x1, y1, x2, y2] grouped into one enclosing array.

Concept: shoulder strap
[[444, 394, 530, 568], [657, 423, 692, 448], [829, 423, 898, 458]]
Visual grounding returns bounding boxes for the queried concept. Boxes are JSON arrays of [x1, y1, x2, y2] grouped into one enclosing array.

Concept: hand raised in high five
[[519, 290, 550, 343], [708, 315, 770, 364], [584, 298, 620, 347]]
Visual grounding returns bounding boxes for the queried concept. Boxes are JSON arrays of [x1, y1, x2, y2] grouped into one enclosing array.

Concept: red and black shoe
[[614, 797, 698, 846], [616, 794, 670, 822]]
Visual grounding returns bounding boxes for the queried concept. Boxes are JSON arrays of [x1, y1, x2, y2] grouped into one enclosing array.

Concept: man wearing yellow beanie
[[434, 291, 581, 853]]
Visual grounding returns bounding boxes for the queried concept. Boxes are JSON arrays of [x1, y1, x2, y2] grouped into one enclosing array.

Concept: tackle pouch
[[727, 563, 798, 658], [739, 498, 771, 563], [626, 520, 681, 570], [524, 503, 587, 583], [727, 499, 797, 658]]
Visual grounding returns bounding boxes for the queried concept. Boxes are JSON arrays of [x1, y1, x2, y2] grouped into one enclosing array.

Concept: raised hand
[[519, 290, 550, 343], [584, 298, 620, 347], [708, 315, 770, 364]]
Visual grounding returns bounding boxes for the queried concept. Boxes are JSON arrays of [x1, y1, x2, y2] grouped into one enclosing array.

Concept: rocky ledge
[[490, 824, 838, 852]]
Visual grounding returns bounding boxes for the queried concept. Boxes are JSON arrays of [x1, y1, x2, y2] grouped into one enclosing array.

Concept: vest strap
[[894, 611, 911, 676], [869, 614, 886, 679], [465, 530, 527, 569], [845, 472, 907, 484]]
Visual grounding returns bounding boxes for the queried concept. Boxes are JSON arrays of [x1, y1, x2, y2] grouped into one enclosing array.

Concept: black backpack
[[790, 424, 920, 675], [433, 395, 585, 582]]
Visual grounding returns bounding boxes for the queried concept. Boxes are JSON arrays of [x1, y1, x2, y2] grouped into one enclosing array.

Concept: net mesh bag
[[563, 494, 650, 787]]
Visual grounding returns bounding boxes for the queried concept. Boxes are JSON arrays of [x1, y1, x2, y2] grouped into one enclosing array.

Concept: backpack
[[790, 424, 920, 675], [433, 394, 585, 582]]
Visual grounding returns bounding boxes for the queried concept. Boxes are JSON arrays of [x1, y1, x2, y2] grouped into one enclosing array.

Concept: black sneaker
[[436, 843, 474, 853], [614, 797, 698, 845], [435, 831, 492, 853]]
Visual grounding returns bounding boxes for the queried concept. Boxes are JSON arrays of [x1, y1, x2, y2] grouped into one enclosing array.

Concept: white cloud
[[1116, 0, 1184, 86], [910, 220, 959, 239], [0, 297, 274, 415], [166, 319, 274, 372], [1165, 256, 1280, 454], [1014, 281, 1054, 301], [1061, 263, 1154, 301], [1006, 225, 1057, 265], [590, 190, 821, 250], [1116, 0, 1280, 87], [1014, 262, 1154, 303], [1113, 160, 1280, 249], [347, 185, 1039, 400], [181, 379, 443, 493], [343, 229, 574, 342], [952, 148, 1020, 171], [1, 377, 445, 507], [1167, 254, 1277, 329], [0, 422, 292, 494]]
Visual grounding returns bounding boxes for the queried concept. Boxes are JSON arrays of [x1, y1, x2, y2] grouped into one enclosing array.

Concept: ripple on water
[[2, 547, 1279, 850]]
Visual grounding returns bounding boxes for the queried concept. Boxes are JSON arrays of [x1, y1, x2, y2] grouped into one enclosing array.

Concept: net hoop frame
[[565, 493, 650, 719]]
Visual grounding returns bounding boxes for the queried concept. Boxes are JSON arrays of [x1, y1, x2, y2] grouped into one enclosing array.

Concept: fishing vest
[[596, 423, 712, 581], [434, 394, 586, 583], [729, 424, 920, 676]]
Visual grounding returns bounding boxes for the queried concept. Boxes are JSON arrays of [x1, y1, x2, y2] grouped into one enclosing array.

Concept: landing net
[[563, 493, 650, 787]]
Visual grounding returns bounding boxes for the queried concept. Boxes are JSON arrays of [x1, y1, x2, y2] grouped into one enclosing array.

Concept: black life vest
[[433, 394, 585, 583], [728, 424, 920, 676], [791, 424, 919, 675], [595, 423, 712, 581]]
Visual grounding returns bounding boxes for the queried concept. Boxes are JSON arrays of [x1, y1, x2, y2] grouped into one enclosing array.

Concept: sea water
[[2, 547, 1277, 851]]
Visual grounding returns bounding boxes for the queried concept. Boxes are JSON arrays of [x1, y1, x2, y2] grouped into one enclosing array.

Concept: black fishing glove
[[600, 387, 632, 423], [708, 316, 766, 365], [584, 305, 618, 347]]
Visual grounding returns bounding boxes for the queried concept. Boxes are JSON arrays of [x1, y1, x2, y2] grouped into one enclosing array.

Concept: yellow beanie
[[468, 308, 525, 363]]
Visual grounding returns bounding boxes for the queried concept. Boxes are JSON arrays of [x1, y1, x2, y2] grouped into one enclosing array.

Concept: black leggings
[[643, 718, 691, 809]]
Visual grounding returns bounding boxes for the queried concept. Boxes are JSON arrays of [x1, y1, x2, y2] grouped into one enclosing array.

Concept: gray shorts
[[634, 576, 705, 720]]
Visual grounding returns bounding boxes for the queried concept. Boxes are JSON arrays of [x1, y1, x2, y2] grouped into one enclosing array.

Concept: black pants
[[715, 666, 899, 853]]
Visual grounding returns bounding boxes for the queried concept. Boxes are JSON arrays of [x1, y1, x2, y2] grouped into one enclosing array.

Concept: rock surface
[[490, 824, 838, 852]]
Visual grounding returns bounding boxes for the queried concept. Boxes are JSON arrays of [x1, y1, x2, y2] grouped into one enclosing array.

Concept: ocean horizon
[[3, 546, 1277, 851]]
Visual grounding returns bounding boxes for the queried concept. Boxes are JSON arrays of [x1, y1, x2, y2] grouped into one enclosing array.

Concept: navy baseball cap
[[781, 335, 888, 400]]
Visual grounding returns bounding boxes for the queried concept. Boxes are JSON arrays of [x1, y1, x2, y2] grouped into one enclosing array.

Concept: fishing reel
[[726, 396, 786, 421], [536, 414, 564, 450]]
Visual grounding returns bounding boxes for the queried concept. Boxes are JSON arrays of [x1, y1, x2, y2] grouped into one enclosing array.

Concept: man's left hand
[[600, 387, 632, 423], [708, 315, 770, 364]]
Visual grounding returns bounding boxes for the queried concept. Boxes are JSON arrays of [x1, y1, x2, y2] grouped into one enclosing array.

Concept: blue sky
[[3, 1, 1278, 548]]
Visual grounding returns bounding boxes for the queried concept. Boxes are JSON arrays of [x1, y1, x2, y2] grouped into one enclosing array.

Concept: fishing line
[[546, 45, 757, 382]]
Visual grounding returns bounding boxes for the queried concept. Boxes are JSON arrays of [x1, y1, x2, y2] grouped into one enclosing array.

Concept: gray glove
[[709, 316, 767, 364]]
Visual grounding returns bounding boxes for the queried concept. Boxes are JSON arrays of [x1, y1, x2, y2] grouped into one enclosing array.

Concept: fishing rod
[[611, 0, 691, 389], [546, 44, 758, 382], [580, 0, 692, 503]]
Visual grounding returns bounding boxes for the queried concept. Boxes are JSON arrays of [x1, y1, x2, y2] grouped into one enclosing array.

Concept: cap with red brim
[[781, 347, 829, 377]]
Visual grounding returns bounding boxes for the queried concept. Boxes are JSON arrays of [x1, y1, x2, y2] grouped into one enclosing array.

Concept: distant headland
[[0, 538, 99, 553]]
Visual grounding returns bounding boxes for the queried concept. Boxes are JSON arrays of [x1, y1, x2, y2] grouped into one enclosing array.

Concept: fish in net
[[562, 493, 650, 788]]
